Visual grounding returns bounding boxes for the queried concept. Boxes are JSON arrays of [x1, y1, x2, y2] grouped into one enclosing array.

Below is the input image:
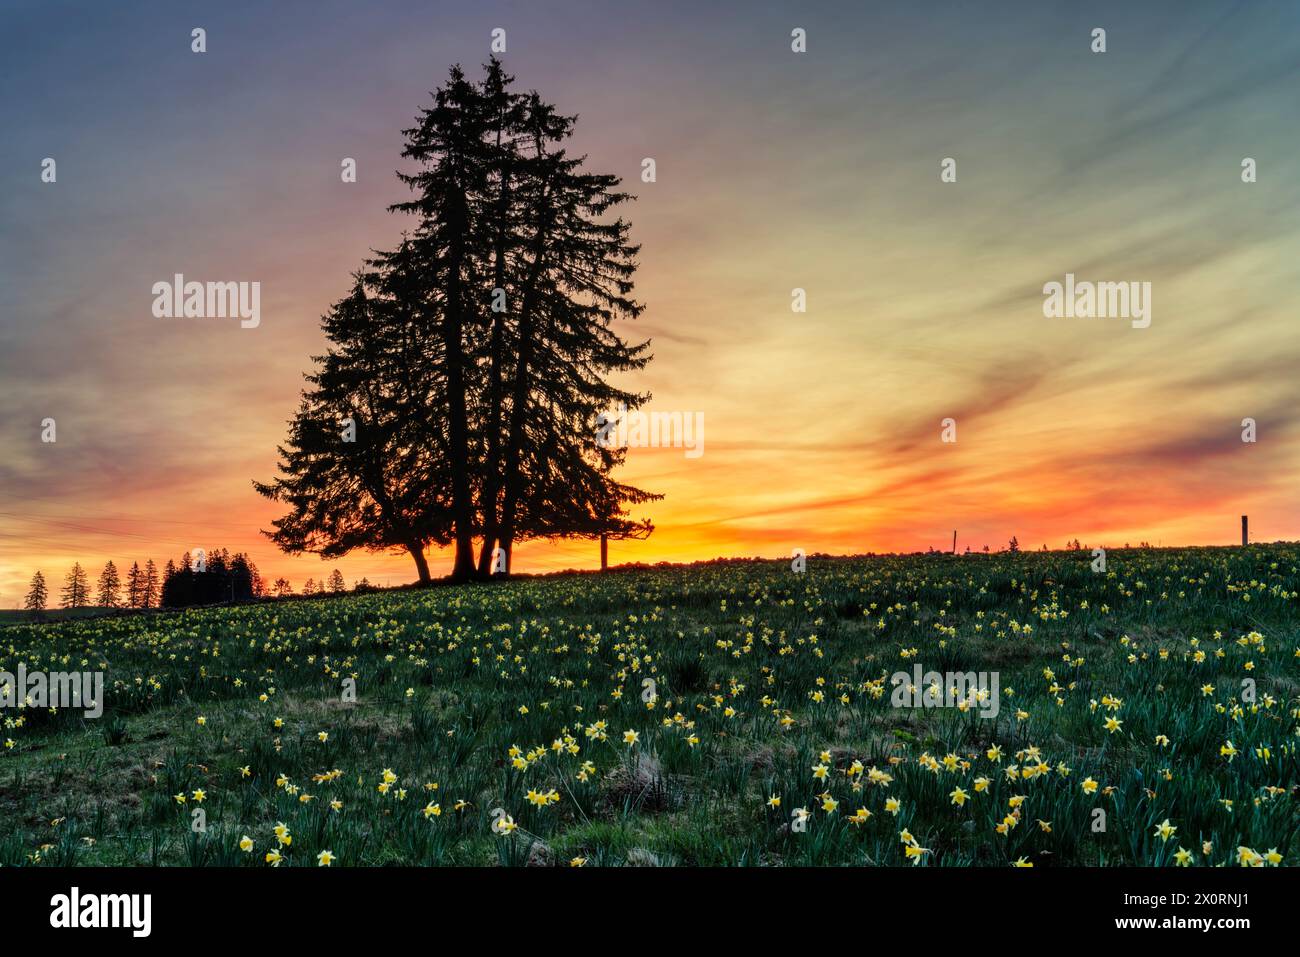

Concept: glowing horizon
[[4, 0, 1300, 606]]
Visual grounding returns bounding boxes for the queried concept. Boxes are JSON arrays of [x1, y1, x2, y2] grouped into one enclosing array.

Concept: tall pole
[[1242, 515, 1248, 547], [952, 530, 957, 554]]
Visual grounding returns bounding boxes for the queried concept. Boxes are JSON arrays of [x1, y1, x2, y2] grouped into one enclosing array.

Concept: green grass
[[2, 545, 1298, 867], [0, 607, 107, 624]]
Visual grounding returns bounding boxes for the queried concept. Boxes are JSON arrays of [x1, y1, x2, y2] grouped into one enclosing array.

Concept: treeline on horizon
[[18, 551, 370, 619], [13, 538, 1249, 620], [255, 58, 659, 585]]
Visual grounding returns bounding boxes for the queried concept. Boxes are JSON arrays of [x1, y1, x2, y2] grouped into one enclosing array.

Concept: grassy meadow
[[2, 546, 1298, 867]]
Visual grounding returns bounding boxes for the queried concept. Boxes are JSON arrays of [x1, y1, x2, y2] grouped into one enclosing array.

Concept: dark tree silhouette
[[386, 65, 494, 580], [159, 547, 261, 608], [468, 61, 658, 574], [96, 560, 122, 608], [142, 559, 160, 609], [126, 561, 144, 608], [25, 571, 48, 619], [61, 563, 89, 609], [259, 60, 657, 583], [254, 262, 453, 585]]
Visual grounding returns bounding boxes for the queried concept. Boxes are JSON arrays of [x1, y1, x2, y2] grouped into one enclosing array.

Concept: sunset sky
[[4, 0, 1300, 604]]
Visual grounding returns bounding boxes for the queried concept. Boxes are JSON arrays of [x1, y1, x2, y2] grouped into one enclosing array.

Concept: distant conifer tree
[[142, 559, 160, 609], [96, 560, 122, 608], [61, 563, 90, 609], [25, 571, 48, 619], [126, 562, 144, 608]]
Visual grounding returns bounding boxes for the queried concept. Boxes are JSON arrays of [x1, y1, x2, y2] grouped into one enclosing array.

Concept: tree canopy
[[258, 59, 658, 583]]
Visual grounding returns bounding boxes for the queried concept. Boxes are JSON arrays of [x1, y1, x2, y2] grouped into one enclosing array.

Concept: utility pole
[[952, 530, 957, 554], [1242, 515, 1248, 547]]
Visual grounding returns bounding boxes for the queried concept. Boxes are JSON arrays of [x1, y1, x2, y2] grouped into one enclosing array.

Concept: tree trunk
[[495, 184, 552, 572], [478, 171, 512, 577], [443, 187, 479, 582], [406, 542, 432, 585], [495, 272, 540, 572]]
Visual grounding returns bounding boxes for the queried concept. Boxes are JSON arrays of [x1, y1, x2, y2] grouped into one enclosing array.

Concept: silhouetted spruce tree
[[259, 60, 657, 582], [25, 571, 48, 619], [254, 260, 454, 585], [126, 562, 143, 608], [397, 60, 659, 574], [142, 559, 159, 609], [386, 64, 495, 580], [162, 560, 193, 608], [474, 59, 529, 575], [158, 547, 263, 607], [476, 69, 658, 571], [96, 561, 122, 608], [62, 563, 89, 609], [229, 554, 253, 601]]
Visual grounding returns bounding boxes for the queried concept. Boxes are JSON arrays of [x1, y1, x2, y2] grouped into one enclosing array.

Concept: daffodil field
[[3, 546, 1298, 868]]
